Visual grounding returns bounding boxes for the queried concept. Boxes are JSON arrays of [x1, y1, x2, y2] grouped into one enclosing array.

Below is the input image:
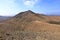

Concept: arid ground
[[0, 10, 60, 40]]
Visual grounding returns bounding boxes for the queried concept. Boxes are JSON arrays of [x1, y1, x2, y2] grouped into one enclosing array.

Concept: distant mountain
[[47, 12, 60, 16], [0, 16, 11, 21], [0, 10, 60, 40]]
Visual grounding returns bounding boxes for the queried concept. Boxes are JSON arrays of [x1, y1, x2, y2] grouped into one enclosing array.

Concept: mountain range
[[0, 16, 11, 21], [0, 10, 60, 40]]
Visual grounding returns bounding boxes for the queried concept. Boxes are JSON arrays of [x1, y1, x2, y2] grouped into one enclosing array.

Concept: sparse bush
[[48, 21, 60, 25]]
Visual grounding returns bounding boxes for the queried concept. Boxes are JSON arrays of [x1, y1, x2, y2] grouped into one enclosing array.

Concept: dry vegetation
[[0, 10, 60, 40]]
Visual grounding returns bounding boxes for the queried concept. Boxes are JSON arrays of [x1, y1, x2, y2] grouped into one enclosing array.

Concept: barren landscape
[[0, 10, 60, 40]]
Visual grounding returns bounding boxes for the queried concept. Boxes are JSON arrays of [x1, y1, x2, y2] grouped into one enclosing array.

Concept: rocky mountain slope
[[0, 10, 60, 40]]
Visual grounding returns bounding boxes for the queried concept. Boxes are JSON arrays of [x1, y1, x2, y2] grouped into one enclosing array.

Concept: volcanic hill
[[0, 10, 60, 40]]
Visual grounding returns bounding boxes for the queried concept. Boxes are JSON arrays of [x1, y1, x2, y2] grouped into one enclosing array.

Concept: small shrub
[[48, 21, 60, 25]]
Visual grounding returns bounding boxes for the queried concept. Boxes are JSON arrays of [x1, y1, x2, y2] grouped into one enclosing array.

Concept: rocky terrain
[[0, 10, 60, 40]]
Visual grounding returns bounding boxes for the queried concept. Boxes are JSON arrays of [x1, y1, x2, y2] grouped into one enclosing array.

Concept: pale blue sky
[[0, 0, 60, 16]]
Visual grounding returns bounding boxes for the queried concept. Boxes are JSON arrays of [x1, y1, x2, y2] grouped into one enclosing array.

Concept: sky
[[0, 0, 60, 16]]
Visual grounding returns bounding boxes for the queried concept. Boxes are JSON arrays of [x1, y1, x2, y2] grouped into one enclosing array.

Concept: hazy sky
[[0, 0, 60, 16]]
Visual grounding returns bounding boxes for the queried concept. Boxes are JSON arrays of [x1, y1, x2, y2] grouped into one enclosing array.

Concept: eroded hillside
[[0, 10, 60, 40]]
